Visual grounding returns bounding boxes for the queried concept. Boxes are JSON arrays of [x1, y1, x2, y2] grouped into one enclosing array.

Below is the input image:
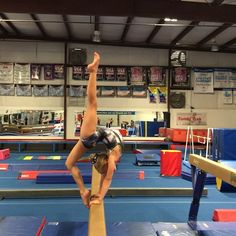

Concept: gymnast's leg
[[66, 52, 100, 207]]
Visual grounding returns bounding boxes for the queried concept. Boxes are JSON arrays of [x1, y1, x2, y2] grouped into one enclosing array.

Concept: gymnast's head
[[89, 152, 108, 174]]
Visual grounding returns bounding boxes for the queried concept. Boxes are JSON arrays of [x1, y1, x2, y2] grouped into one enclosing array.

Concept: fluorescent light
[[164, 18, 178, 22], [211, 44, 219, 52], [92, 30, 101, 42]]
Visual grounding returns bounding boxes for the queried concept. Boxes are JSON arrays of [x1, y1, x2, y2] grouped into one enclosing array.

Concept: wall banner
[[176, 112, 207, 125], [193, 68, 214, 94]]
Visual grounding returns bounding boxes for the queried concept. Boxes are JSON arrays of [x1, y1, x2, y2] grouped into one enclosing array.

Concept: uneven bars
[[88, 166, 107, 236], [189, 154, 236, 187]]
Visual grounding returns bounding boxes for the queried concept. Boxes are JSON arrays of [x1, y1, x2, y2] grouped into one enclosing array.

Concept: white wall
[[0, 41, 236, 138]]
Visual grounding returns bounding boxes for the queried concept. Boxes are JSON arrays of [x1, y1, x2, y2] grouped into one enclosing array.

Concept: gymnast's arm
[[100, 154, 117, 198], [90, 153, 117, 204]]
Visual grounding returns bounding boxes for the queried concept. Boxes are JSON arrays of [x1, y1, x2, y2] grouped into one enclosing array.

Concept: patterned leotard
[[81, 127, 123, 150]]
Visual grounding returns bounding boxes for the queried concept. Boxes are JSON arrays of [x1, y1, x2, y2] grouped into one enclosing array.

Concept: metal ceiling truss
[[0, 0, 236, 53]]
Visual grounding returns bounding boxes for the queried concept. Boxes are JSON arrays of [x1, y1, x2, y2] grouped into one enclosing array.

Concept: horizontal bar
[[0, 187, 208, 199], [189, 154, 236, 187]]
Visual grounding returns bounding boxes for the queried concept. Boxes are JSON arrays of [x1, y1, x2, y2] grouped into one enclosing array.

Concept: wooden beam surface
[[189, 154, 236, 187], [88, 166, 106, 236]]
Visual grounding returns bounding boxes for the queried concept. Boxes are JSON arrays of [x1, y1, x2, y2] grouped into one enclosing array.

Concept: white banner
[[193, 68, 214, 93], [0, 63, 14, 83], [229, 70, 236, 88], [176, 112, 207, 125], [214, 69, 230, 88], [223, 89, 233, 104], [233, 90, 236, 104], [14, 63, 31, 84]]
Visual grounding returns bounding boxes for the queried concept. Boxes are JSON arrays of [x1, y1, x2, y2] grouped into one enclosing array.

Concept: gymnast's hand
[[89, 193, 102, 206], [80, 189, 91, 208]]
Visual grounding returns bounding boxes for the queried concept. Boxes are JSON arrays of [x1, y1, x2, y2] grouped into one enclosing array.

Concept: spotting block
[[213, 209, 236, 222], [0, 163, 9, 171], [0, 148, 10, 160], [160, 150, 182, 176]]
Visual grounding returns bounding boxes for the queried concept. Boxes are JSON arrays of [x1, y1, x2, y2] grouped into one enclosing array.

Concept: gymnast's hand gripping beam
[[88, 166, 107, 236]]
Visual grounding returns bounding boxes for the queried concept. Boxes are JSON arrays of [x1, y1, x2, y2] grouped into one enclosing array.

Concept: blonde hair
[[90, 152, 108, 174]]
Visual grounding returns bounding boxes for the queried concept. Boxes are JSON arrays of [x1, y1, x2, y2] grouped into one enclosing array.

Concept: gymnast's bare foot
[[80, 189, 91, 208], [87, 52, 100, 73]]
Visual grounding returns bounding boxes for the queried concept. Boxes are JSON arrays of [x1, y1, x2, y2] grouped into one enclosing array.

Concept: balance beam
[[189, 154, 236, 187], [0, 187, 207, 199], [88, 166, 106, 236]]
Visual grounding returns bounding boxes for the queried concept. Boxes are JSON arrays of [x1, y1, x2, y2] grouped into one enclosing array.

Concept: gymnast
[[66, 52, 123, 208]]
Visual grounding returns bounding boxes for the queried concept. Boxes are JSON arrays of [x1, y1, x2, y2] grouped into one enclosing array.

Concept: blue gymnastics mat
[[0, 216, 46, 236], [189, 221, 236, 236], [41, 221, 157, 236], [36, 173, 91, 184], [155, 221, 236, 236], [154, 222, 196, 235], [181, 160, 216, 184], [216, 160, 236, 192]]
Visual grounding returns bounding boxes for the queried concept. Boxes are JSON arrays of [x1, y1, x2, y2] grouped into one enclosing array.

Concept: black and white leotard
[[81, 127, 123, 150]]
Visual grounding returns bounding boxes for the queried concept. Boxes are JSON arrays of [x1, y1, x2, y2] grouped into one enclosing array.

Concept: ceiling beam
[[62, 15, 72, 39], [30, 14, 48, 37], [94, 16, 100, 31], [145, 19, 165, 44], [120, 16, 133, 42], [0, 24, 9, 34], [1, 0, 236, 23], [221, 37, 236, 50], [170, 21, 199, 47], [211, 0, 224, 6], [196, 23, 232, 47], [0, 13, 21, 34]]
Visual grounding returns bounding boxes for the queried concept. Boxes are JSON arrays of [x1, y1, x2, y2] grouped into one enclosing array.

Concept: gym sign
[[176, 112, 207, 126]]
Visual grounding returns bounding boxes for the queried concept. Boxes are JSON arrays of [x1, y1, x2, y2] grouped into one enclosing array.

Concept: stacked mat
[[134, 150, 160, 166], [212, 128, 236, 161], [181, 160, 216, 184], [135, 154, 160, 166]]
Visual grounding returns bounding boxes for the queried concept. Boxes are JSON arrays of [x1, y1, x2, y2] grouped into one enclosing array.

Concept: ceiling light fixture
[[92, 30, 101, 43], [164, 18, 178, 22], [211, 44, 219, 52], [210, 38, 219, 52]]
